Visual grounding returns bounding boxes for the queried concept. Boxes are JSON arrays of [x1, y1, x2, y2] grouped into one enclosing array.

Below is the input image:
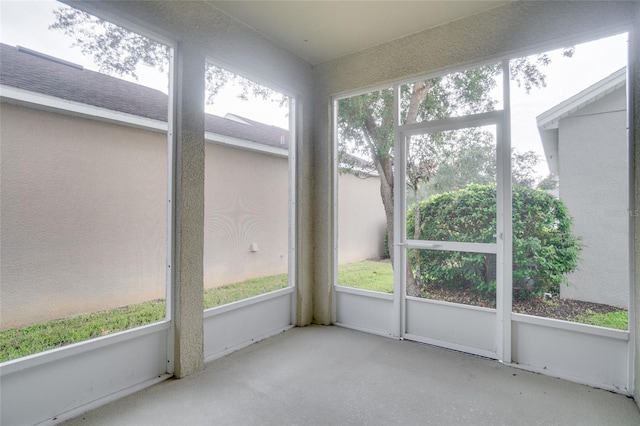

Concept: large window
[[509, 33, 629, 330], [333, 33, 630, 333], [0, 1, 171, 362], [336, 88, 394, 294], [202, 63, 293, 309]]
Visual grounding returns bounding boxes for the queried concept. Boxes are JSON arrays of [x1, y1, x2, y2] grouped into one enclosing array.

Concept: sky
[[0, 0, 290, 129], [0, 0, 629, 171], [509, 33, 628, 177]]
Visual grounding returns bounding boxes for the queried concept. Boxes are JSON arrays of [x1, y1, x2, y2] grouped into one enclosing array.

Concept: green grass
[[0, 261, 628, 362], [1, 274, 289, 363], [204, 273, 288, 308], [337, 261, 628, 330], [0, 300, 165, 363], [575, 309, 628, 330], [337, 260, 394, 293]]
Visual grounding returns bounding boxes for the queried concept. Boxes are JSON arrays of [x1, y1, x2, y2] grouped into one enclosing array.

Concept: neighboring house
[[537, 68, 628, 309], [0, 44, 384, 328]]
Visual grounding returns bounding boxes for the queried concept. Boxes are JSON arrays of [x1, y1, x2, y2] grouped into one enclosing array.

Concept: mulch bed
[[421, 284, 622, 322]]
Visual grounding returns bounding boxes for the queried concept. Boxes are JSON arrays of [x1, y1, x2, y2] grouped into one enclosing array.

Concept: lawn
[[337, 260, 394, 293], [204, 273, 288, 308], [0, 300, 166, 363], [337, 260, 628, 331], [1, 275, 289, 363], [0, 260, 627, 363]]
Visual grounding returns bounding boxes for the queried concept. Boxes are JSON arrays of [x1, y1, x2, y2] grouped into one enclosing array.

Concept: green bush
[[408, 184, 580, 298]]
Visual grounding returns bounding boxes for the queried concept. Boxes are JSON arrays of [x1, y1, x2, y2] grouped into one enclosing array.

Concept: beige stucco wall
[[311, 1, 636, 324], [338, 173, 386, 264], [558, 87, 629, 308], [204, 146, 386, 287], [203, 144, 290, 286], [0, 101, 383, 328], [1, 103, 168, 329]]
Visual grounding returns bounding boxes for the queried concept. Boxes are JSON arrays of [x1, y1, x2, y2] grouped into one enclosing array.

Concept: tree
[[418, 140, 547, 200], [337, 56, 574, 295], [50, 6, 286, 107]]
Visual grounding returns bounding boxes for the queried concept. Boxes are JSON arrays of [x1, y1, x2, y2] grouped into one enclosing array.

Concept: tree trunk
[[377, 156, 421, 297]]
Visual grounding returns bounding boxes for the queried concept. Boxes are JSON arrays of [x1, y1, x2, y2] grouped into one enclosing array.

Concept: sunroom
[[1, 1, 639, 425]]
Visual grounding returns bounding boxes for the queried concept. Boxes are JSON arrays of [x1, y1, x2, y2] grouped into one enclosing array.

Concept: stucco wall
[[338, 173, 386, 264], [204, 145, 386, 286], [1, 102, 383, 328], [0, 103, 168, 329], [203, 144, 290, 286], [558, 87, 629, 308]]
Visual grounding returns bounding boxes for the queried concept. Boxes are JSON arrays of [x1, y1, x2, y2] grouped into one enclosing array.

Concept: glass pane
[[408, 249, 496, 309], [400, 63, 502, 125], [406, 126, 496, 243], [203, 63, 290, 309], [336, 88, 394, 293], [1, 1, 170, 362], [510, 33, 628, 330]]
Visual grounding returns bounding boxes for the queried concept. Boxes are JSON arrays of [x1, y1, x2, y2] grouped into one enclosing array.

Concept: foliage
[[408, 134, 549, 205], [50, 7, 169, 79], [50, 5, 287, 107], [408, 184, 581, 298], [336, 55, 572, 295], [537, 174, 559, 191]]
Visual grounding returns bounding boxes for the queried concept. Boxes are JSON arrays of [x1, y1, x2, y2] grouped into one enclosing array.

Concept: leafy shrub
[[383, 231, 390, 259], [407, 184, 580, 298]]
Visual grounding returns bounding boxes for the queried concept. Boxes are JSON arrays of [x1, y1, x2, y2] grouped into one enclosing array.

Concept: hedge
[[407, 184, 580, 298]]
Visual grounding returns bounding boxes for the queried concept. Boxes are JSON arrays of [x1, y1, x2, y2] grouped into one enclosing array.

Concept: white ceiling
[[207, 1, 509, 65]]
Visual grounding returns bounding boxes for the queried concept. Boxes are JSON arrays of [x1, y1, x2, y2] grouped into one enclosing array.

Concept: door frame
[[393, 72, 510, 359]]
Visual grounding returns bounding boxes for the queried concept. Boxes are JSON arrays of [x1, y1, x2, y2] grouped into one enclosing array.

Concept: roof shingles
[[0, 43, 288, 149]]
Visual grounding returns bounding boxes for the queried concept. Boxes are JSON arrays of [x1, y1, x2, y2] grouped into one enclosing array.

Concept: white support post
[[171, 42, 205, 378]]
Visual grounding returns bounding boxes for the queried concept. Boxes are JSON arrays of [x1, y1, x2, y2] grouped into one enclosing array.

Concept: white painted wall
[[558, 87, 629, 308]]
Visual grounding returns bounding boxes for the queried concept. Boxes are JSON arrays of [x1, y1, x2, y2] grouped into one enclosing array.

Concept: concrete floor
[[63, 325, 640, 426]]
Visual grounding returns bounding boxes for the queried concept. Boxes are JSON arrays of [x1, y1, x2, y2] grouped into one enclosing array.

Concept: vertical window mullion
[[497, 59, 513, 363], [392, 84, 404, 338]]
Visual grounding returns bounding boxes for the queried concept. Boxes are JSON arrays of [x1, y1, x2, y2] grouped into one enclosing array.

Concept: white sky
[[510, 32, 628, 177], [0, 1, 628, 164], [0, 0, 290, 129]]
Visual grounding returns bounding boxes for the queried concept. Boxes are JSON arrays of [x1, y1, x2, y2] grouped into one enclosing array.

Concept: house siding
[[1, 103, 168, 329], [1, 102, 385, 329], [338, 173, 386, 264], [558, 87, 628, 308], [203, 142, 290, 287]]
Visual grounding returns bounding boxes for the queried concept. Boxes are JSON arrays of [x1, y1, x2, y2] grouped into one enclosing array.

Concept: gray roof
[[0, 43, 289, 149]]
